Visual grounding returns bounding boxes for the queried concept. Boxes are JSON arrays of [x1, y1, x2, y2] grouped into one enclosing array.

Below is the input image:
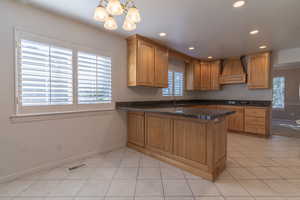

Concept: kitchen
[[0, 0, 300, 199]]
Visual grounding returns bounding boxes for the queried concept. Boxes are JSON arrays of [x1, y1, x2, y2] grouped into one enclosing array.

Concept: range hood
[[220, 57, 246, 84]]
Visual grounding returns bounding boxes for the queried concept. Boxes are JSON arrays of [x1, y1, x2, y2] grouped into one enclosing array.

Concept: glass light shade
[[94, 5, 108, 22], [104, 16, 118, 30], [122, 19, 136, 31], [126, 7, 141, 23], [107, 0, 124, 16]]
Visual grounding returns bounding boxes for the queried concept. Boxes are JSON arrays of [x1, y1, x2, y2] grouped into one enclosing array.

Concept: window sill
[[10, 108, 116, 123]]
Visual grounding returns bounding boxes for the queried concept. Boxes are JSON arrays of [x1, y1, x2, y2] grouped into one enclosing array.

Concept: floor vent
[[68, 164, 86, 171]]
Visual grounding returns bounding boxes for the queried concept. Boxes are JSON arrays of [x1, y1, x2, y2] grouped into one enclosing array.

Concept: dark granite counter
[[116, 99, 271, 108], [118, 106, 235, 121]]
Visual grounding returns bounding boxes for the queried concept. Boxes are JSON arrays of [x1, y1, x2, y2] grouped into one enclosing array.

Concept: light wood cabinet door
[[200, 62, 211, 90], [247, 52, 271, 89], [193, 60, 202, 90], [154, 47, 168, 88], [146, 114, 173, 154], [218, 106, 244, 132], [137, 40, 155, 86], [128, 112, 145, 147], [210, 61, 221, 90], [173, 119, 207, 165]]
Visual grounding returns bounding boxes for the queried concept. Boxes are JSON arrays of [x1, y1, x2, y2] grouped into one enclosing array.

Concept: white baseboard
[[0, 143, 126, 184]]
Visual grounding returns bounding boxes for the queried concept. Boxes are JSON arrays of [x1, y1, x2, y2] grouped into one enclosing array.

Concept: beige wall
[[197, 84, 272, 101], [0, 0, 194, 182]]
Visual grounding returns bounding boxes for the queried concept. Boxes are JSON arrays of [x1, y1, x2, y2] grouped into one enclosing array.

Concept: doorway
[[271, 67, 300, 137]]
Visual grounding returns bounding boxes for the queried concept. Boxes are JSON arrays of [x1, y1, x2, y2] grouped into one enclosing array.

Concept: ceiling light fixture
[[259, 45, 267, 49], [208, 56, 213, 59], [250, 30, 259, 35], [94, 0, 141, 31], [233, 1, 245, 8], [159, 32, 167, 37], [188, 46, 195, 51]]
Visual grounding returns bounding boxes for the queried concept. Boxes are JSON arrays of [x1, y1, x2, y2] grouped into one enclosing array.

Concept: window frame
[[14, 29, 114, 115], [272, 76, 285, 110]]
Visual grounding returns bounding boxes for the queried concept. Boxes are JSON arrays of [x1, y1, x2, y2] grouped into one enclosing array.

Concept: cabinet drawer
[[245, 116, 266, 126], [245, 124, 266, 135], [245, 107, 267, 118]]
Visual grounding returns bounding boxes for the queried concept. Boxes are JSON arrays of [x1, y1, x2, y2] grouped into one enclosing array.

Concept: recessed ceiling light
[[188, 46, 195, 51], [208, 56, 213, 59], [159, 32, 167, 37], [250, 30, 259, 35], [233, 1, 245, 8], [259, 45, 267, 49]]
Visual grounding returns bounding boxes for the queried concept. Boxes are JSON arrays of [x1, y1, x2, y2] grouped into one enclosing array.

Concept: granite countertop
[[118, 106, 235, 120]]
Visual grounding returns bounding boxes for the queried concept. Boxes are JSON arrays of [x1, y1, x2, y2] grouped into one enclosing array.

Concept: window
[[78, 52, 112, 104], [18, 40, 73, 106], [163, 71, 184, 97], [162, 71, 173, 96], [15, 31, 113, 114], [272, 77, 285, 109]]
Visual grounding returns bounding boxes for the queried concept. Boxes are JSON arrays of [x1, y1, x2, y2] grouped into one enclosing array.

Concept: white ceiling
[[20, 0, 300, 59]]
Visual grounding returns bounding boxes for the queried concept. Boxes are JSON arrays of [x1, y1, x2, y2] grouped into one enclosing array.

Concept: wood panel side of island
[[127, 111, 228, 181]]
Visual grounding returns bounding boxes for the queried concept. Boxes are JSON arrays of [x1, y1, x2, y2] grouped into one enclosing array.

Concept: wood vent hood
[[220, 57, 246, 84]]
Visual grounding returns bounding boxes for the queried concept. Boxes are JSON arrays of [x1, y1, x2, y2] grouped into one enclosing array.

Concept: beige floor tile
[[215, 179, 250, 197], [188, 180, 220, 196], [0, 181, 33, 196], [238, 180, 277, 196], [67, 168, 96, 180], [75, 198, 104, 200], [140, 157, 160, 168], [161, 168, 185, 179], [269, 167, 300, 179], [48, 180, 85, 196], [135, 198, 164, 200], [138, 168, 161, 179], [135, 180, 163, 197], [113, 168, 138, 179], [163, 180, 192, 196], [183, 171, 203, 180], [195, 197, 224, 200], [263, 179, 300, 196], [225, 198, 254, 200], [40, 168, 69, 180], [120, 157, 140, 168], [246, 167, 281, 179], [227, 168, 256, 179], [89, 168, 117, 180], [76, 180, 110, 196], [166, 198, 194, 200], [106, 180, 136, 197], [20, 181, 59, 197], [217, 170, 234, 180], [105, 198, 133, 200]]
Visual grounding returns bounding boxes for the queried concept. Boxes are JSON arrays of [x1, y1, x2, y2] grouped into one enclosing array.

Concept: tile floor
[[1, 133, 300, 200]]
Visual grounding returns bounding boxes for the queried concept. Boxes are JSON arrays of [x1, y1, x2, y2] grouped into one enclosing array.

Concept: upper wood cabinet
[[186, 60, 201, 90], [200, 62, 211, 90], [186, 60, 221, 91], [247, 52, 271, 89], [220, 58, 246, 84], [154, 46, 169, 88], [210, 61, 221, 90], [127, 35, 168, 88]]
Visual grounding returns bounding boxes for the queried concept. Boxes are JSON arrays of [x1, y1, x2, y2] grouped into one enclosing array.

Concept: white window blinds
[[174, 72, 184, 96], [77, 52, 112, 104], [162, 71, 184, 97], [18, 39, 73, 106], [162, 71, 173, 96]]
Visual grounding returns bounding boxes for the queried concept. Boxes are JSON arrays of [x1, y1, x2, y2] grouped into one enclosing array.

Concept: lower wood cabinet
[[244, 106, 269, 136], [146, 113, 173, 153], [127, 112, 145, 147], [173, 119, 207, 166], [127, 112, 227, 181], [218, 105, 244, 132]]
